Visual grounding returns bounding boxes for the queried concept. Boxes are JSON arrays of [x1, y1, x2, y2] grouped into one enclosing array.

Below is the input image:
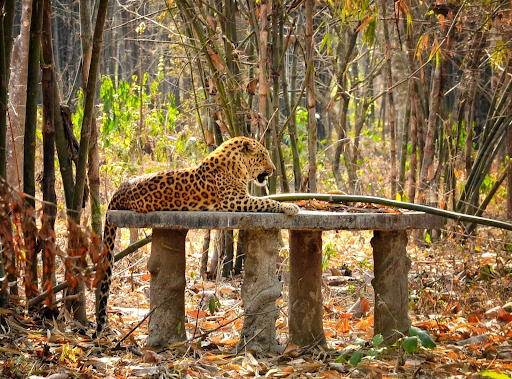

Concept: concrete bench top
[[107, 210, 445, 231]]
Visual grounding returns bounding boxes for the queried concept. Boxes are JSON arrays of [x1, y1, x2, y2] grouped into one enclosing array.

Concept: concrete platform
[[108, 210, 444, 231], [107, 209, 444, 350]]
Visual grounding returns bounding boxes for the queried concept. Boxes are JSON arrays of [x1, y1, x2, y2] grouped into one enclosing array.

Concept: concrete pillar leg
[[236, 230, 282, 353], [146, 228, 187, 348], [371, 230, 411, 345], [289, 230, 327, 348]]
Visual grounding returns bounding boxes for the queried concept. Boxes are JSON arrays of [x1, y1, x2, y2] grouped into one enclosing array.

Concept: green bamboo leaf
[[402, 336, 419, 353], [363, 17, 376, 46], [410, 326, 436, 349], [406, 13, 412, 38], [478, 372, 512, 379], [372, 334, 384, 348], [209, 296, 216, 315], [349, 349, 364, 366]]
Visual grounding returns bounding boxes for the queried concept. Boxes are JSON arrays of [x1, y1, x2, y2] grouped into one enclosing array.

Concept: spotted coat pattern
[[93, 137, 300, 338]]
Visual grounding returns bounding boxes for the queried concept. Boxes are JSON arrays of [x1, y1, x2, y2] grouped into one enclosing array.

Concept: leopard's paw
[[282, 203, 300, 216]]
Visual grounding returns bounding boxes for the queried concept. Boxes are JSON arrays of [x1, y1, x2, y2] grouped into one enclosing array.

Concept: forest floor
[[1, 207, 512, 378]]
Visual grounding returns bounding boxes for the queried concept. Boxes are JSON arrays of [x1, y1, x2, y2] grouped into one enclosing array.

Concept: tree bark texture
[[22, 0, 44, 294], [236, 230, 282, 353], [380, 0, 397, 197], [6, 0, 31, 189], [147, 229, 187, 348], [41, 0, 57, 292], [305, 0, 317, 192], [288, 230, 327, 348], [23, 0, 43, 209], [79, 0, 102, 237], [72, 0, 109, 222], [0, 0, 15, 180], [371, 230, 411, 345], [257, 0, 269, 137]]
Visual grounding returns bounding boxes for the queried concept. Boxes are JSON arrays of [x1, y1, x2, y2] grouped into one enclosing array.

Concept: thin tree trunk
[[79, 0, 101, 237], [332, 23, 359, 191], [380, 0, 397, 197], [287, 25, 301, 191], [0, 0, 16, 306], [403, 1, 419, 203], [399, 90, 410, 199], [508, 121, 512, 220], [418, 49, 446, 203], [23, 0, 44, 294], [305, 0, 317, 192], [0, 0, 6, 180], [257, 0, 269, 137], [23, 0, 43, 209], [41, 0, 57, 295], [270, 4, 288, 193], [69, 0, 109, 326], [0, 0, 15, 180], [6, 0, 30, 189], [72, 0, 109, 223]]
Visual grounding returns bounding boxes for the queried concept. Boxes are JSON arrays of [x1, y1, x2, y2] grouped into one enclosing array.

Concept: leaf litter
[[1, 219, 512, 378]]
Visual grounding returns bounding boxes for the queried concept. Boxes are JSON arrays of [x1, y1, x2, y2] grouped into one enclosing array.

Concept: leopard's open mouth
[[256, 173, 269, 186]]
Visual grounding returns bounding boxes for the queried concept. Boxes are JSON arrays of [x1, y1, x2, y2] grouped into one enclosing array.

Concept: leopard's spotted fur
[[93, 137, 299, 338]]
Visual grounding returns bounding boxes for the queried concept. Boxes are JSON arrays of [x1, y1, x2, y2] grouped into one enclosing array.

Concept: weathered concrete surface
[[146, 229, 187, 348], [289, 230, 327, 348], [108, 209, 444, 351], [108, 210, 444, 231], [236, 230, 282, 353], [371, 230, 411, 345]]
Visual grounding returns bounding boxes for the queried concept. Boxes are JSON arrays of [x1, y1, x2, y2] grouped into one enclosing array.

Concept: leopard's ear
[[241, 138, 257, 154]]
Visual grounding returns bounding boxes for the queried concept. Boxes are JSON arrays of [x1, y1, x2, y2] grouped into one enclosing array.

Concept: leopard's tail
[[92, 218, 117, 339]]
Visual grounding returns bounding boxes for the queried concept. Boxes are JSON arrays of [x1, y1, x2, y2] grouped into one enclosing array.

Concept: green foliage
[[335, 327, 436, 367], [478, 372, 512, 379], [71, 58, 207, 181], [283, 106, 310, 170], [362, 17, 376, 46], [322, 241, 338, 271], [208, 295, 220, 315], [404, 326, 437, 352], [490, 40, 510, 69], [335, 333, 385, 366]]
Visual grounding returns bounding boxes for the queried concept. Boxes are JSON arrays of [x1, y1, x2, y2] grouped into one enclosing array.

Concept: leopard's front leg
[[218, 188, 299, 215]]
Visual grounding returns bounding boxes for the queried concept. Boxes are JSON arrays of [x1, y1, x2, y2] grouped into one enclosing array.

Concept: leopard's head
[[238, 137, 276, 187]]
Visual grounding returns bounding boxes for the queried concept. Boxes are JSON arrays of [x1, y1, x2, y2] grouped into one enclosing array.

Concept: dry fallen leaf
[[142, 350, 162, 364]]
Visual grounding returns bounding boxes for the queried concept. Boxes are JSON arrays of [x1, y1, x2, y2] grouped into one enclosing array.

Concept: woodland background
[[0, 0, 512, 377]]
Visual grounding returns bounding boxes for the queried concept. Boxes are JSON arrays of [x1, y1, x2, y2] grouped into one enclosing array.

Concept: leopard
[[93, 136, 300, 339]]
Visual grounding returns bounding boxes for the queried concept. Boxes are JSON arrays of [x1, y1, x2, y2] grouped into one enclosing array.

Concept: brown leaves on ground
[[1, 230, 512, 378]]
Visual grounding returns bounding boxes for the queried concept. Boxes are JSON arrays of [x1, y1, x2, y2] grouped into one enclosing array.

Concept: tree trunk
[[287, 24, 302, 191], [6, 0, 31, 189], [71, 0, 109, 223], [305, 0, 317, 192], [403, 4, 419, 203], [23, 0, 44, 293], [79, 0, 102, 237], [69, 0, 109, 326], [257, 0, 269, 138], [418, 49, 446, 204], [508, 114, 512, 221], [0, 0, 15, 180], [23, 0, 43, 209], [380, 0, 397, 197], [41, 0, 57, 295]]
